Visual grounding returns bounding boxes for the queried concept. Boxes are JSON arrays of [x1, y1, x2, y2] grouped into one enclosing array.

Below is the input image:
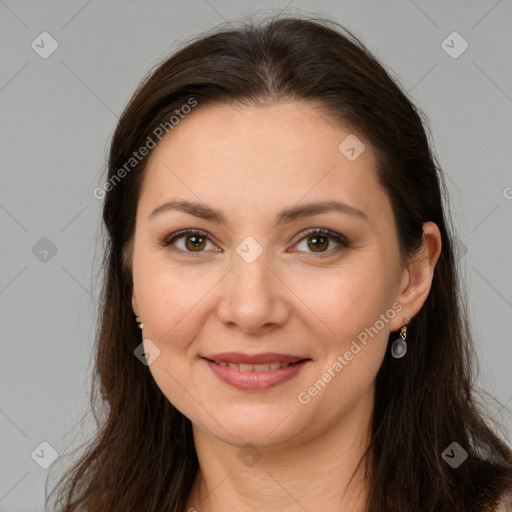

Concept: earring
[[135, 314, 143, 330], [391, 324, 407, 358]]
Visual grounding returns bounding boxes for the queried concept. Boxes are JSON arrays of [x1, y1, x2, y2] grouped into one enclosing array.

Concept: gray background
[[1, 1, 511, 510]]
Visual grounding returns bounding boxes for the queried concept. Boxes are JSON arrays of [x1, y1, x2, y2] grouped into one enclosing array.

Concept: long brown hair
[[47, 14, 512, 512]]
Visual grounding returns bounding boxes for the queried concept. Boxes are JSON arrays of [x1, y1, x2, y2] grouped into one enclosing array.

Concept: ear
[[132, 288, 140, 316], [389, 221, 442, 332]]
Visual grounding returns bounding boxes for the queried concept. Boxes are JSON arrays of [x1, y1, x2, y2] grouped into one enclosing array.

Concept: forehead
[[138, 100, 388, 223]]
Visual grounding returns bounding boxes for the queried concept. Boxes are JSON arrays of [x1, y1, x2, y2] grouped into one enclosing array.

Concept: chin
[[203, 412, 303, 448]]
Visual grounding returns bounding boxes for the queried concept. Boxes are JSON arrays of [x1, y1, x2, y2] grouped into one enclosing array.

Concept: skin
[[129, 100, 442, 512]]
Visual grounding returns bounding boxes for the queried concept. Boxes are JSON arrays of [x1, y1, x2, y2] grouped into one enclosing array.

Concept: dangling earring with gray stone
[[391, 324, 407, 358]]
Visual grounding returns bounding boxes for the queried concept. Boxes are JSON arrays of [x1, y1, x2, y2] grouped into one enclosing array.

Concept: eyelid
[[161, 227, 349, 257], [289, 227, 349, 258], [161, 228, 218, 256]]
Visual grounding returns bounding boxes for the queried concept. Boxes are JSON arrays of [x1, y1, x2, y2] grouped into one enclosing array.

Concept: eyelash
[[161, 228, 350, 259]]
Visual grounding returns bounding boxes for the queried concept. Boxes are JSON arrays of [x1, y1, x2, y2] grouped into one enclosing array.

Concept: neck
[[185, 389, 374, 512]]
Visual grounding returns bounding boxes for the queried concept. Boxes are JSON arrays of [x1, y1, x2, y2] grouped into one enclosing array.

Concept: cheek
[[291, 261, 393, 337], [135, 270, 211, 418], [291, 260, 395, 392], [138, 275, 206, 343], [296, 271, 392, 412]]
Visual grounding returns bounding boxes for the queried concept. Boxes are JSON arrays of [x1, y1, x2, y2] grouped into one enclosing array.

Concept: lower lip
[[203, 358, 310, 391]]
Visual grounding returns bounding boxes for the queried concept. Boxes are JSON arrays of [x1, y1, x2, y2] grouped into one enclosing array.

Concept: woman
[[48, 15, 512, 512]]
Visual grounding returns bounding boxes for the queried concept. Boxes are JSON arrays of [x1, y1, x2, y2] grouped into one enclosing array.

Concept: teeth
[[253, 363, 270, 371], [214, 361, 294, 371]]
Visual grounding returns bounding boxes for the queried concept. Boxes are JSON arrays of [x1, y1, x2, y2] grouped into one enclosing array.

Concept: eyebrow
[[149, 199, 369, 226]]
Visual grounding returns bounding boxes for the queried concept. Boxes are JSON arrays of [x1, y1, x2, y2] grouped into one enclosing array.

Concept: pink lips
[[203, 352, 306, 364], [202, 352, 311, 391]]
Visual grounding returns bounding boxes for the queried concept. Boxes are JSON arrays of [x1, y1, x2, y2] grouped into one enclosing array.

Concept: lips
[[203, 357, 311, 391], [203, 352, 308, 365], [208, 361, 295, 372]]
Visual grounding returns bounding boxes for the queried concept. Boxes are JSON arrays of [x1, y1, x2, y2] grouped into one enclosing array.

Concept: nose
[[216, 250, 291, 335]]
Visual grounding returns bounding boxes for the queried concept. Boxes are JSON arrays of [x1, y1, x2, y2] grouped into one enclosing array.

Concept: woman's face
[[130, 100, 411, 448]]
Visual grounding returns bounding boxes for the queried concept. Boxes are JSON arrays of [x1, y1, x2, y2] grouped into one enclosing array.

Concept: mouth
[[201, 356, 312, 391], [203, 358, 310, 372]]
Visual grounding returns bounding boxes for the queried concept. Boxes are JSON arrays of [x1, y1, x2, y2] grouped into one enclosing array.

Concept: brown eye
[[183, 234, 207, 251], [293, 228, 349, 258], [305, 234, 330, 252], [162, 229, 217, 255], [162, 228, 349, 259]]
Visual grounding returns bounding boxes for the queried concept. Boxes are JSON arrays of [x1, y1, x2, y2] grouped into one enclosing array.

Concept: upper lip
[[203, 352, 309, 364]]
